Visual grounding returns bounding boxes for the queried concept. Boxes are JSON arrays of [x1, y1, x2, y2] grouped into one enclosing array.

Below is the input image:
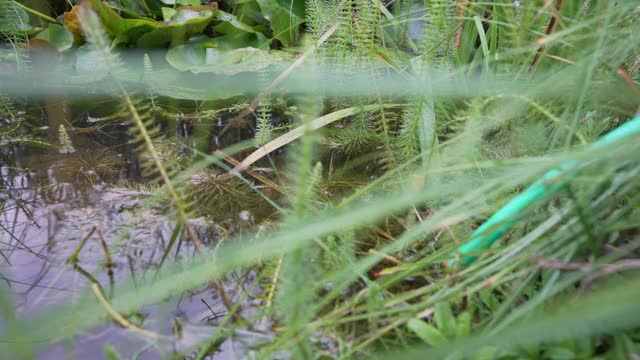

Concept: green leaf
[[166, 45, 284, 74], [214, 10, 260, 34], [69, 0, 215, 47], [136, 7, 215, 47], [455, 312, 472, 338], [408, 319, 448, 346], [435, 302, 457, 338], [103, 344, 124, 360], [472, 346, 497, 360], [213, 10, 269, 49], [546, 347, 576, 360], [34, 24, 74, 51], [165, 43, 206, 70], [158, 0, 200, 4], [255, 0, 303, 46], [161, 7, 177, 21]]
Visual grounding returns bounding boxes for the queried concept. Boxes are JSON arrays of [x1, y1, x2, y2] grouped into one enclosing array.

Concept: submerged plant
[[57, 124, 76, 154], [189, 169, 265, 222]]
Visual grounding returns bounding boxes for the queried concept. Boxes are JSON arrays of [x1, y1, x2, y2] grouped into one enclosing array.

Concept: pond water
[[0, 127, 271, 358]]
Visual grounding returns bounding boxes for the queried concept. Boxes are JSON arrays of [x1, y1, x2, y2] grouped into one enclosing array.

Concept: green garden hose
[[450, 115, 640, 267]]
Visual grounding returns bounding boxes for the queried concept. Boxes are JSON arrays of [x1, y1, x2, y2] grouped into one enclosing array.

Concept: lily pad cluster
[[3, 0, 304, 81]]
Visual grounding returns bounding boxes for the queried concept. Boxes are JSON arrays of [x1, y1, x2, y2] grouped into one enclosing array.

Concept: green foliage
[[255, 98, 273, 145], [64, 0, 216, 47], [407, 318, 447, 346], [0, 0, 29, 71], [256, 0, 304, 46], [275, 96, 323, 356]]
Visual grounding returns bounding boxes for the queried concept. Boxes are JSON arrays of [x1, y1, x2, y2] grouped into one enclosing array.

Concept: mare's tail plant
[[275, 95, 323, 357], [76, 6, 203, 250], [397, 0, 455, 165], [0, 0, 28, 124]]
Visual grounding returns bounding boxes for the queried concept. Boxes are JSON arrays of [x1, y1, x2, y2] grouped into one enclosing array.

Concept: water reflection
[[0, 141, 269, 359]]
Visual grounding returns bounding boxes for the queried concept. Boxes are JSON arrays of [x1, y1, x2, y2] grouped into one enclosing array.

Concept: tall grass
[[1, 0, 640, 359]]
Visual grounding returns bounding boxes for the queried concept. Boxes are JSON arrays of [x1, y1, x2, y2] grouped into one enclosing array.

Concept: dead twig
[[214, 150, 285, 195], [454, 0, 469, 50], [533, 256, 591, 270], [580, 259, 640, 290], [616, 63, 640, 99], [66, 224, 112, 268], [530, 0, 565, 73]]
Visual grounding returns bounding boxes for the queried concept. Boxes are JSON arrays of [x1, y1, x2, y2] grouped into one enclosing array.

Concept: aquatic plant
[[57, 124, 76, 154]]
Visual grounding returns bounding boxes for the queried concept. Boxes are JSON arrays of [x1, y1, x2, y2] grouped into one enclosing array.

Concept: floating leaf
[[255, 0, 304, 46], [159, 0, 200, 5], [166, 45, 284, 74], [177, 0, 203, 7], [213, 10, 268, 49], [63, 0, 216, 47], [161, 7, 177, 21], [136, 6, 216, 47], [35, 24, 74, 51], [148, 68, 247, 100]]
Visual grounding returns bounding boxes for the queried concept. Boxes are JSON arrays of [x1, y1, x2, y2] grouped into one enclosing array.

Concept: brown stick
[[533, 256, 590, 270], [616, 63, 640, 99], [529, 0, 564, 73], [66, 224, 112, 268], [454, 0, 468, 50], [580, 259, 640, 290], [94, 225, 113, 269], [214, 150, 285, 195]]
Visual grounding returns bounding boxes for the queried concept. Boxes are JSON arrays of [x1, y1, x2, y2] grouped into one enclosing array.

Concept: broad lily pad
[[63, 0, 216, 48], [161, 7, 177, 21], [213, 10, 268, 49], [255, 0, 304, 46], [159, 0, 201, 5], [135, 7, 216, 47], [35, 24, 74, 52], [166, 44, 284, 75]]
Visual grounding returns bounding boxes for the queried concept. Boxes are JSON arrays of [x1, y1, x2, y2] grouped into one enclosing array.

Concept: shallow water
[[0, 144, 269, 358]]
